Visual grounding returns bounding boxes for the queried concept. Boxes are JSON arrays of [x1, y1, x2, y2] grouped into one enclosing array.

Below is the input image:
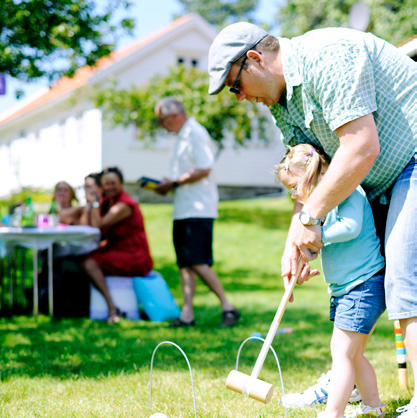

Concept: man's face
[[155, 107, 179, 133], [224, 51, 284, 107]]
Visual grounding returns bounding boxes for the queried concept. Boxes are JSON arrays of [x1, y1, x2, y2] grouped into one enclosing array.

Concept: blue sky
[[0, 0, 280, 114]]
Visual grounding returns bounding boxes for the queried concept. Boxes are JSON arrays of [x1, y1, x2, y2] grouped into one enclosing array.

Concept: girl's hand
[[86, 190, 99, 204], [297, 262, 321, 285]]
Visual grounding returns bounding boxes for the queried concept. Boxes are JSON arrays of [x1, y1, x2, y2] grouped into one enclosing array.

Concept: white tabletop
[[0, 225, 101, 253]]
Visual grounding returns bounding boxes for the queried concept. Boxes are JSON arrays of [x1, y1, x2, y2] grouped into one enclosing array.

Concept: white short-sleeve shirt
[[170, 118, 219, 220]]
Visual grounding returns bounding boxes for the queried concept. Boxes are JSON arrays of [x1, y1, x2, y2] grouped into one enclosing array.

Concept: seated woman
[[53, 181, 83, 225], [78, 173, 103, 226], [81, 167, 154, 324]]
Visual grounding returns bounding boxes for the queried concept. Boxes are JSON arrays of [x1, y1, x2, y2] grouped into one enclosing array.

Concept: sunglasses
[[229, 55, 248, 94]]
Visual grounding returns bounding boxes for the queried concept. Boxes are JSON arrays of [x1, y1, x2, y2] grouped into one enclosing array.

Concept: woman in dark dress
[[82, 167, 153, 324]]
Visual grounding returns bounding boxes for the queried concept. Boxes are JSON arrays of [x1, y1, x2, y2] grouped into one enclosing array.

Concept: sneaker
[[220, 309, 241, 327], [280, 370, 362, 408], [396, 398, 417, 417], [345, 401, 386, 417]]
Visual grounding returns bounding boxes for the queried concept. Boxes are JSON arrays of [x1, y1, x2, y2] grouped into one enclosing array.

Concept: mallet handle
[[251, 258, 304, 379]]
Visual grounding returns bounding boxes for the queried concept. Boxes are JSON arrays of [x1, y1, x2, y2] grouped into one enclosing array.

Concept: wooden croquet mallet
[[394, 320, 408, 389], [226, 258, 304, 404]]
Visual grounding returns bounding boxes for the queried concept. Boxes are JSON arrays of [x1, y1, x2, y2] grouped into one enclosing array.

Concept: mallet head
[[226, 370, 274, 404]]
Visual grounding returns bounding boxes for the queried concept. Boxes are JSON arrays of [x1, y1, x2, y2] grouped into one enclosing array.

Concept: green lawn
[[0, 197, 412, 417]]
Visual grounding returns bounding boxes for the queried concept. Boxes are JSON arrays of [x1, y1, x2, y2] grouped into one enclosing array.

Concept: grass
[[0, 196, 413, 417]]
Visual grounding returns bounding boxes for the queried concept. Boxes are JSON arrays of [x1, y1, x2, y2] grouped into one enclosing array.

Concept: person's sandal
[[168, 318, 195, 328], [345, 401, 386, 417], [221, 309, 241, 327], [107, 308, 126, 325]]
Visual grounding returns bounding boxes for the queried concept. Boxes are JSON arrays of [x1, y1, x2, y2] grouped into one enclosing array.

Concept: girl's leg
[[325, 327, 364, 418], [353, 327, 383, 407], [81, 257, 117, 314]]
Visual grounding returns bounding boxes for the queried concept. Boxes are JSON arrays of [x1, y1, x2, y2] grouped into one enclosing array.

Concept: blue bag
[[133, 271, 180, 322]]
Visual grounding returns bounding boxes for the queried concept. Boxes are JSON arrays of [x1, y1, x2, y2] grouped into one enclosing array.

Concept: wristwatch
[[91, 201, 100, 209], [172, 181, 179, 189], [299, 210, 322, 226]]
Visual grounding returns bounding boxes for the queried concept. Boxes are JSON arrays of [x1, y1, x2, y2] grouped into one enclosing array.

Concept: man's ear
[[247, 50, 265, 68]]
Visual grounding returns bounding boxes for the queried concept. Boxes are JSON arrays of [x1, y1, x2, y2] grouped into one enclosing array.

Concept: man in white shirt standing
[[154, 97, 240, 328]]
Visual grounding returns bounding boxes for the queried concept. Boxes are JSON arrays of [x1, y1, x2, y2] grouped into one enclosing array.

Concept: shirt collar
[[178, 117, 192, 137], [278, 37, 303, 101]]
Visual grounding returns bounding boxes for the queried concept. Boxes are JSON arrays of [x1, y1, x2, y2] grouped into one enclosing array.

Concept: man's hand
[[155, 179, 175, 195], [294, 223, 323, 261]]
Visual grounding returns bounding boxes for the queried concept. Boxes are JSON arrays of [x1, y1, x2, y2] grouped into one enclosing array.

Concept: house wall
[[0, 105, 102, 196], [0, 16, 285, 198], [101, 121, 285, 188], [99, 28, 285, 187]]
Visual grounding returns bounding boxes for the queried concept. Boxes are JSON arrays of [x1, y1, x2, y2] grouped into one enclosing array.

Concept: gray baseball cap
[[208, 22, 268, 95]]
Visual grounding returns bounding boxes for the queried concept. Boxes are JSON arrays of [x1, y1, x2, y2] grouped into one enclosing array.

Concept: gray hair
[[156, 97, 185, 116]]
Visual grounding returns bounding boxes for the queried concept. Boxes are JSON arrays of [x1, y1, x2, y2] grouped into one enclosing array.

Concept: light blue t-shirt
[[320, 186, 385, 296]]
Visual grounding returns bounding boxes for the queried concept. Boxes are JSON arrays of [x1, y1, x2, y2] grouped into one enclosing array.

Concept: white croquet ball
[[149, 413, 168, 418]]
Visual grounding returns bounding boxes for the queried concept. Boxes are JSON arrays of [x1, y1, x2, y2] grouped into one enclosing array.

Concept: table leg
[[33, 248, 38, 315], [8, 253, 13, 310], [48, 245, 53, 316]]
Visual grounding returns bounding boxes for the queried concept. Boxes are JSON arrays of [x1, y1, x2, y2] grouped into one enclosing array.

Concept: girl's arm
[[321, 190, 364, 244]]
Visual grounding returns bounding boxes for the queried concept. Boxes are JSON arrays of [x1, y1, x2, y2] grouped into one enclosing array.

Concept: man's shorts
[[173, 218, 214, 268], [384, 155, 417, 320], [329, 271, 386, 335]]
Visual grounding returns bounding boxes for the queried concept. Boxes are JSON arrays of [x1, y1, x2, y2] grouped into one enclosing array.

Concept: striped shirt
[[270, 28, 417, 202]]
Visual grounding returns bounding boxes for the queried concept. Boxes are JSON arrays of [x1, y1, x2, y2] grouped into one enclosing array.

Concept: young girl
[[275, 144, 386, 418]]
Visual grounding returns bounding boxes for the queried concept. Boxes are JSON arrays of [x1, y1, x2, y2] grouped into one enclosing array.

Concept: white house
[[0, 13, 284, 199]]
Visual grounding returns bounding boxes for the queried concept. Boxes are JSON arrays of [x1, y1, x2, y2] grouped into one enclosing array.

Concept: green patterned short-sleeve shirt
[[270, 28, 417, 202]]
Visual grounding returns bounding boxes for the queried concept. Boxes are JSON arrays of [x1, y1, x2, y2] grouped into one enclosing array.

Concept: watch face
[[299, 213, 308, 225]]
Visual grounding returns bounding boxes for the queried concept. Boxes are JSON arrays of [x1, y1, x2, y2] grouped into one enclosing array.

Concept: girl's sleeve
[[322, 190, 364, 244]]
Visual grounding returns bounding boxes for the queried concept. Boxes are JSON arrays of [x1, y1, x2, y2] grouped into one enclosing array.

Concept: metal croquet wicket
[[149, 341, 197, 417]]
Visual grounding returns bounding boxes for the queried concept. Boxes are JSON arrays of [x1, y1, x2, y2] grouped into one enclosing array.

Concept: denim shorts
[[329, 272, 386, 335], [385, 155, 417, 320]]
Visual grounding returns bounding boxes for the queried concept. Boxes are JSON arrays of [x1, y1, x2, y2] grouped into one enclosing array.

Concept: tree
[[93, 65, 270, 149], [176, 0, 260, 28], [277, 0, 417, 46], [0, 0, 135, 83]]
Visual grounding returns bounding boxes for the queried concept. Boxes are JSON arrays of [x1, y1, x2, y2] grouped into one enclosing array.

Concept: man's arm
[[287, 113, 379, 271], [155, 169, 211, 195], [304, 113, 379, 219]]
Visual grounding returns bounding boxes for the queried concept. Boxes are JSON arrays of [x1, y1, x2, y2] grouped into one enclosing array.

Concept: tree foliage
[[0, 0, 135, 82], [278, 0, 417, 46], [93, 65, 270, 149], [176, 0, 260, 28]]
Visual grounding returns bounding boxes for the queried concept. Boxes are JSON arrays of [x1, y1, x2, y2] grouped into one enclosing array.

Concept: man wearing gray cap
[[208, 22, 417, 417]]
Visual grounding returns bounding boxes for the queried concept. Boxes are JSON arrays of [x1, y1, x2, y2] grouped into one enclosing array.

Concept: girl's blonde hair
[[54, 181, 78, 204], [274, 144, 329, 199]]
